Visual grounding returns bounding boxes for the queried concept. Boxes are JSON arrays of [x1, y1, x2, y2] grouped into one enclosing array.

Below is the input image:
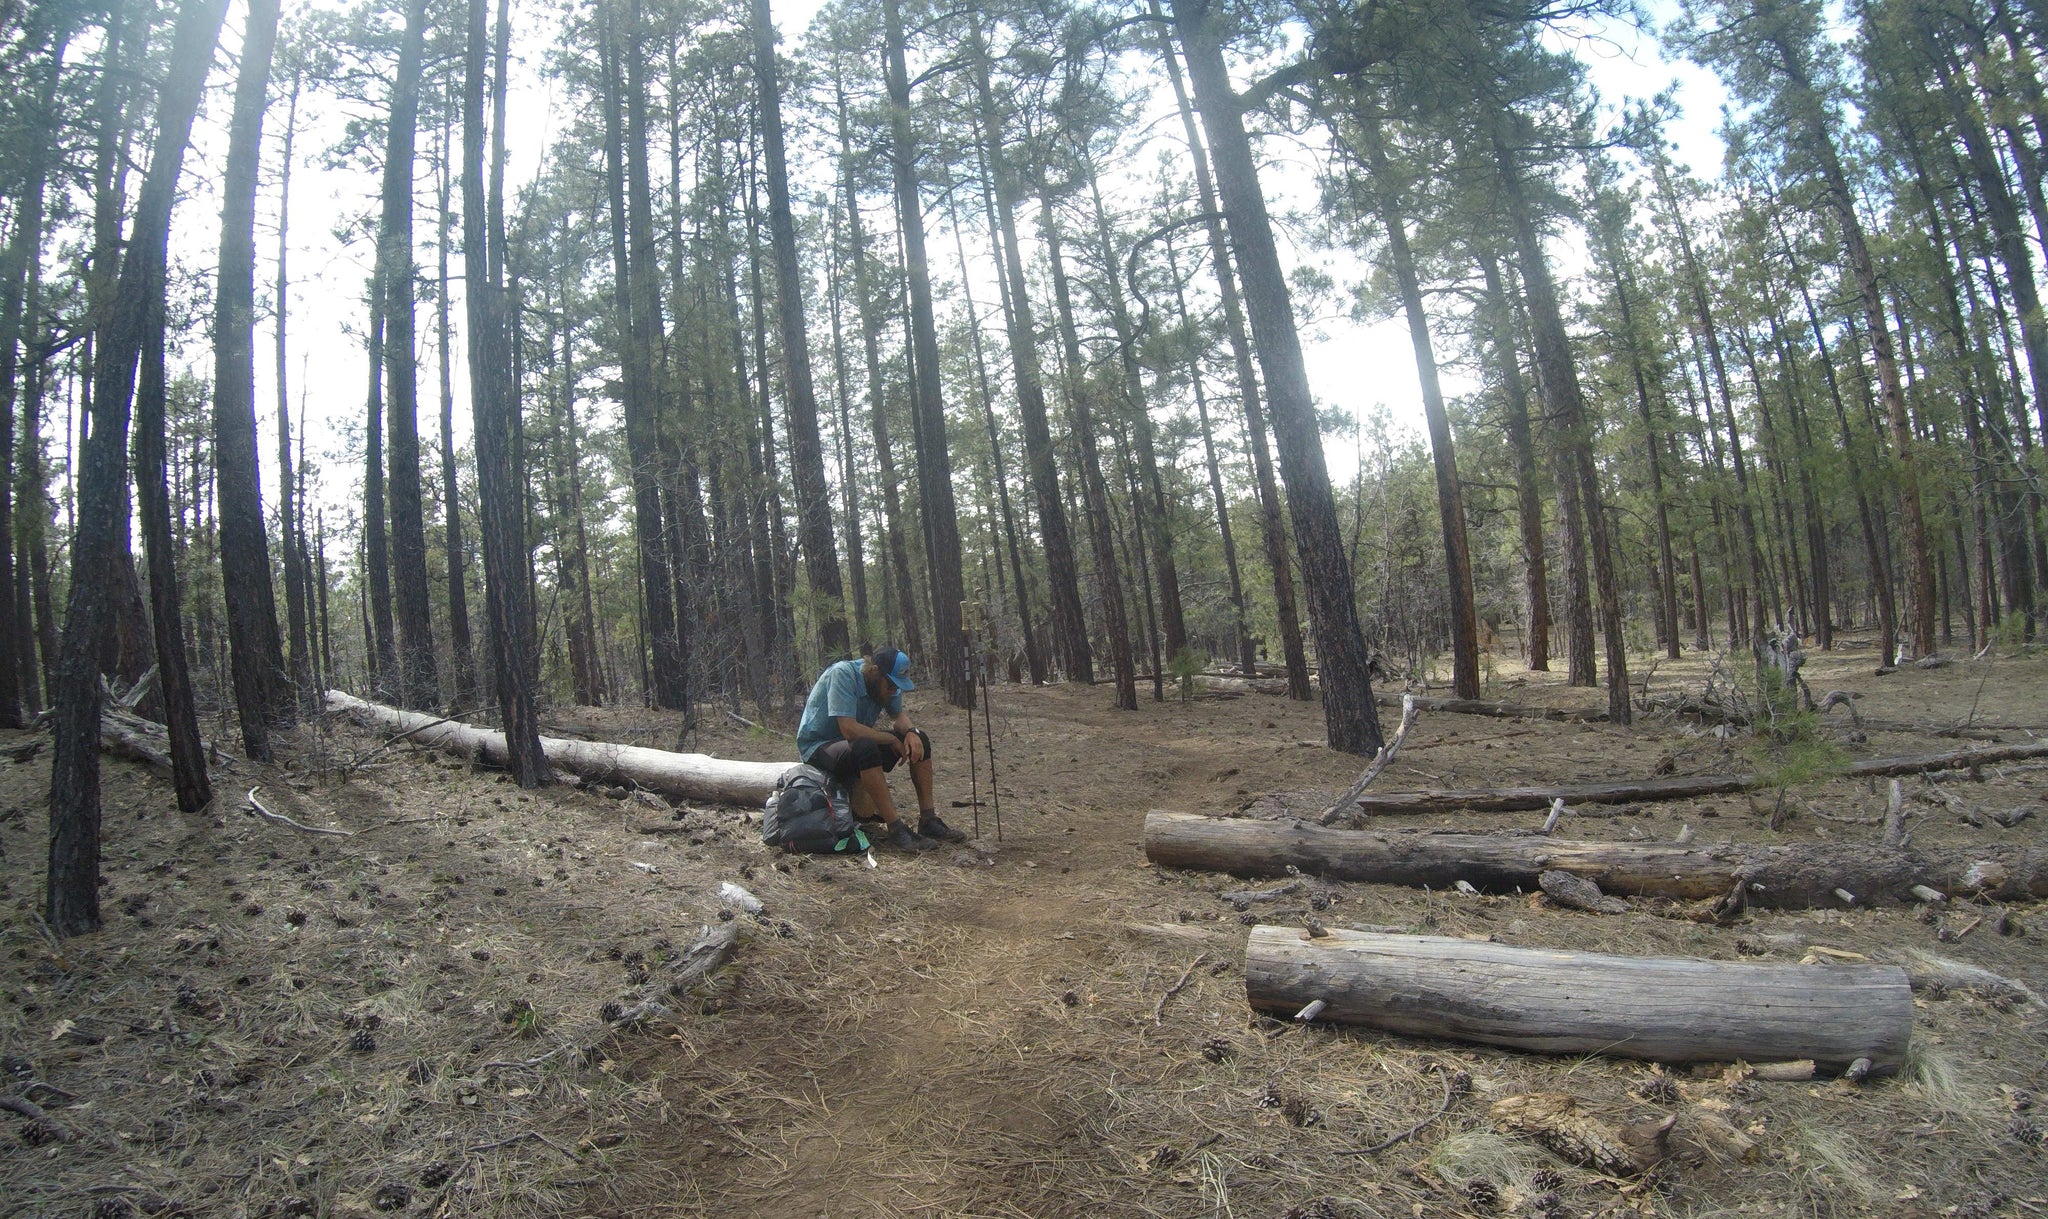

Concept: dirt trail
[[621, 682, 1334, 1218]]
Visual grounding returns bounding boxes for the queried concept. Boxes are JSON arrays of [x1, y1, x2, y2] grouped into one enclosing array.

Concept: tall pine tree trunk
[[599, 0, 687, 710], [1173, 0, 1383, 753], [964, 11, 1090, 685], [49, 0, 229, 936], [215, 0, 288, 756], [274, 69, 318, 710], [462, 0, 545, 784], [751, 0, 846, 657], [1043, 202, 1137, 710], [0, 18, 72, 729], [832, 79, 923, 659], [1358, 112, 1479, 699], [1493, 115, 1630, 723], [137, 258, 212, 812], [881, 0, 967, 705], [1149, 0, 1310, 698], [435, 111, 476, 706], [1478, 250, 1550, 671], [378, 0, 439, 709]]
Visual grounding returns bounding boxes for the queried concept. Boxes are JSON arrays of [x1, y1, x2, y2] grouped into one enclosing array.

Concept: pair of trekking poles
[[959, 600, 1002, 843]]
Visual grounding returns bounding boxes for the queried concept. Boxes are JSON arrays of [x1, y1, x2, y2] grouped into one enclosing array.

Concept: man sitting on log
[[796, 648, 967, 852]]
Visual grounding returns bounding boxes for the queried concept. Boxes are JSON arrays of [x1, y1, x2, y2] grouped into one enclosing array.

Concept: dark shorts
[[806, 728, 933, 787]]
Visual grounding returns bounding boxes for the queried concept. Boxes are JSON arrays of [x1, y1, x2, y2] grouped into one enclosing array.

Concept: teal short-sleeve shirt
[[796, 658, 902, 760]]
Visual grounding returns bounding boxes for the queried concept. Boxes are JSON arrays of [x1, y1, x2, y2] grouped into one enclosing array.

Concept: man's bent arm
[[836, 715, 902, 749]]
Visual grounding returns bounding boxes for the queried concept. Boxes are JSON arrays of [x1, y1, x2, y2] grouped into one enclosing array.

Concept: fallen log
[[1243, 926, 1912, 1071], [1385, 695, 1606, 723], [1491, 1093, 1672, 1175], [1143, 811, 2048, 906], [98, 708, 175, 775], [328, 691, 787, 805], [1352, 739, 2048, 815]]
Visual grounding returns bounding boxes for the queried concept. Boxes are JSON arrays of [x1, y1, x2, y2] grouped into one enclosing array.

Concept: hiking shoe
[[879, 822, 938, 853], [918, 813, 968, 843]]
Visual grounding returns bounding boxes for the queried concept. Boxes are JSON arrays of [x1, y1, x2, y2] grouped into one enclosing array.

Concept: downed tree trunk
[[1387, 695, 1606, 722], [1491, 1093, 1672, 1175], [1352, 740, 2048, 815], [328, 692, 787, 805], [95, 707, 226, 777], [1144, 811, 2048, 906], [1244, 926, 1912, 1071], [99, 709, 175, 775]]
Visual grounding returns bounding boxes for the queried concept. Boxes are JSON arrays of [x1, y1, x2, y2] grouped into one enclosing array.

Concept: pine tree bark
[[434, 113, 476, 707], [462, 0, 546, 785], [1492, 115, 1629, 723], [361, 276, 395, 696], [1150, 0, 1310, 697], [50, 0, 229, 936], [1586, 167, 1682, 659], [599, 0, 687, 710], [881, 0, 967, 706], [136, 253, 212, 812], [832, 79, 923, 659], [0, 15, 72, 729], [1166, 235, 1256, 676], [1172, 0, 1383, 753], [823, 210, 872, 647], [1044, 202, 1137, 710], [1478, 250, 1550, 671], [1357, 113, 1479, 698], [273, 69, 318, 714], [1084, 170, 1189, 665], [945, 168, 1042, 681], [751, 0, 846, 658], [214, 0, 288, 757], [1760, 24, 1935, 657], [964, 12, 1090, 685], [374, 0, 439, 710]]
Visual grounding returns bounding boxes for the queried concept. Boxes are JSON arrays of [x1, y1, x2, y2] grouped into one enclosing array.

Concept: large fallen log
[[1144, 811, 2048, 906], [328, 692, 787, 805], [1351, 739, 2048, 815], [1243, 926, 1912, 1071]]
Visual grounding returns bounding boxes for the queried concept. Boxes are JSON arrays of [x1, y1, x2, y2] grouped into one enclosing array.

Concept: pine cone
[[600, 1001, 624, 1023], [1465, 1178, 1499, 1209], [1531, 1168, 1564, 1191], [347, 1028, 377, 1054]]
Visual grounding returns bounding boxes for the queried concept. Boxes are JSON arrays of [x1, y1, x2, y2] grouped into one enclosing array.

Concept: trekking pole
[[980, 611, 1001, 843], [961, 600, 980, 840]]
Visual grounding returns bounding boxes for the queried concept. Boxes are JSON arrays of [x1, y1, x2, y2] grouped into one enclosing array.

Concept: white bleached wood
[[328, 691, 788, 805]]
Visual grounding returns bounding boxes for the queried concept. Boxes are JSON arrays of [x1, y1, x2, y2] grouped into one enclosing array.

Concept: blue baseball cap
[[872, 647, 915, 692]]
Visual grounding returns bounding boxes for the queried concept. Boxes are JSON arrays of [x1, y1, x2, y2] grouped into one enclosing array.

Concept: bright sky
[[156, 0, 1732, 548]]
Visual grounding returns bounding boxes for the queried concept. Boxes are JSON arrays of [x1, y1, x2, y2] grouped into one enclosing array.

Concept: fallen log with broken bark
[[328, 692, 787, 805], [1143, 811, 2048, 906], [92, 706, 229, 778], [1349, 739, 2048, 815], [1244, 925, 1912, 1071]]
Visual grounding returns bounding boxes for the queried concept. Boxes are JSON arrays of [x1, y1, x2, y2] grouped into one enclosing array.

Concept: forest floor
[[2, 636, 2045, 1219]]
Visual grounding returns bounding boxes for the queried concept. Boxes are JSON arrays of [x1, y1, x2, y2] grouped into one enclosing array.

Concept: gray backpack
[[762, 765, 870, 854]]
